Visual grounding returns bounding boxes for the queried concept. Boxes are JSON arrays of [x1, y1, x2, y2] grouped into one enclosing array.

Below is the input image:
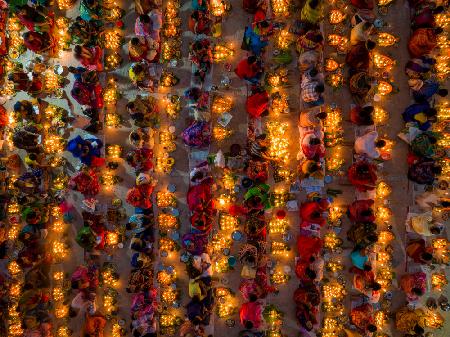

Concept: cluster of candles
[[162, 1, 181, 61]]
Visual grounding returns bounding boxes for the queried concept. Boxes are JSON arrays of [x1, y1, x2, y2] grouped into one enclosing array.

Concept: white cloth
[[354, 131, 380, 158], [71, 292, 96, 315]]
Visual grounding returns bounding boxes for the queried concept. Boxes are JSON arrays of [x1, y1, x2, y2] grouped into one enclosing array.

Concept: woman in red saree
[[235, 56, 263, 83], [299, 199, 329, 227], [74, 45, 103, 71], [408, 28, 441, 57], [239, 294, 263, 329], [348, 161, 377, 192], [347, 199, 375, 223], [23, 31, 52, 54], [189, 10, 211, 35], [246, 88, 269, 118], [297, 235, 322, 261]]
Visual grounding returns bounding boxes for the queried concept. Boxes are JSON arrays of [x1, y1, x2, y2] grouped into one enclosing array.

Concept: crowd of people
[[395, 0, 449, 335], [0, 0, 448, 336]]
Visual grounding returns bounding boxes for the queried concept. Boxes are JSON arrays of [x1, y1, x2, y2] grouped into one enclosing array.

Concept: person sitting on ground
[[347, 199, 375, 223], [189, 10, 211, 35], [350, 105, 374, 125], [298, 108, 327, 128], [354, 130, 385, 159], [408, 27, 443, 57], [235, 56, 263, 84], [299, 159, 324, 180], [348, 161, 378, 192], [412, 4, 444, 29], [353, 275, 381, 304], [402, 102, 437, 131], [246, 87, 269, 118], [350, 247, 371, 271], [406, 239, 434, 264], [239, 294, 263, 329], [408, 158, 442, 185], [350, 303, 377, 334], [301, 81, 324, 107], [298, 50, 319, 71], [300, 199, 329, 228], [346, 40, 376, 71], [301, 130, 325, 160], [349, 71, 373, 105], [300, 0, 323, 26], [410, 78, 448, 103], [405, 55, 436, 78], [410, 131, 439, 158], [74, 45, 103, 71], [135, 14, 153, 37], [242, 23, 269, 56], [347, 222, 378, 249], [296, 29, 323, 54], [400, 272, 427, 303], [350, 21, 373, 45], [128, 36, 158, 62]]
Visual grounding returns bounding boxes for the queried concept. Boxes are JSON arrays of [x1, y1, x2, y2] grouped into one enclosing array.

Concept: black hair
[[430, 226, 441, 235], [244, 320, 254, 330], [414, 325, 425, 335], [412, 287, 423, 296], [247, 55, 257, 64], [372, 282, 382, 291], [361, 105, 374, 114], [133, 64, 144, 73], [260, 20, 270, 28], [432, 166, 442, 175], [375, 139, 386, 148], [131, 37, 140, 46], [360, 209, 373, 217], [363, 263, 372, 271], [317, 112, 327, 119], [367, 234, 378, 243], [438, 88, 448, 97], [435, 27, 444, 35], [305, 267, 316, 280], [309, 0, 320, 8], [74, 45, 82, 55], [425, 108, 437, 117], [309, 68, 319, 78], [315, 84, 325, 93], [366, 40, 376, 50], [367, 324, 377, 332], [309, 137, 321, 145], [421, 252, 433, 261], [140, 14, 151, 23], [249, 293, 258, 302]]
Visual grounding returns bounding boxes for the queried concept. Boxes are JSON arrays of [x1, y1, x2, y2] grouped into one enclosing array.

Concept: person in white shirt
[[354, 130, 385, 159]]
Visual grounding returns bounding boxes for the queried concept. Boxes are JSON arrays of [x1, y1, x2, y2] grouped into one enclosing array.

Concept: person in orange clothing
[[408, 27, 442, 58], [400, 272, 427, 303], [347, 199, 375, 223], [350, 303, 377, 334], [348, 161, 377, 192], [235, 56, 263, 84], [299, 199, 329, 227]]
